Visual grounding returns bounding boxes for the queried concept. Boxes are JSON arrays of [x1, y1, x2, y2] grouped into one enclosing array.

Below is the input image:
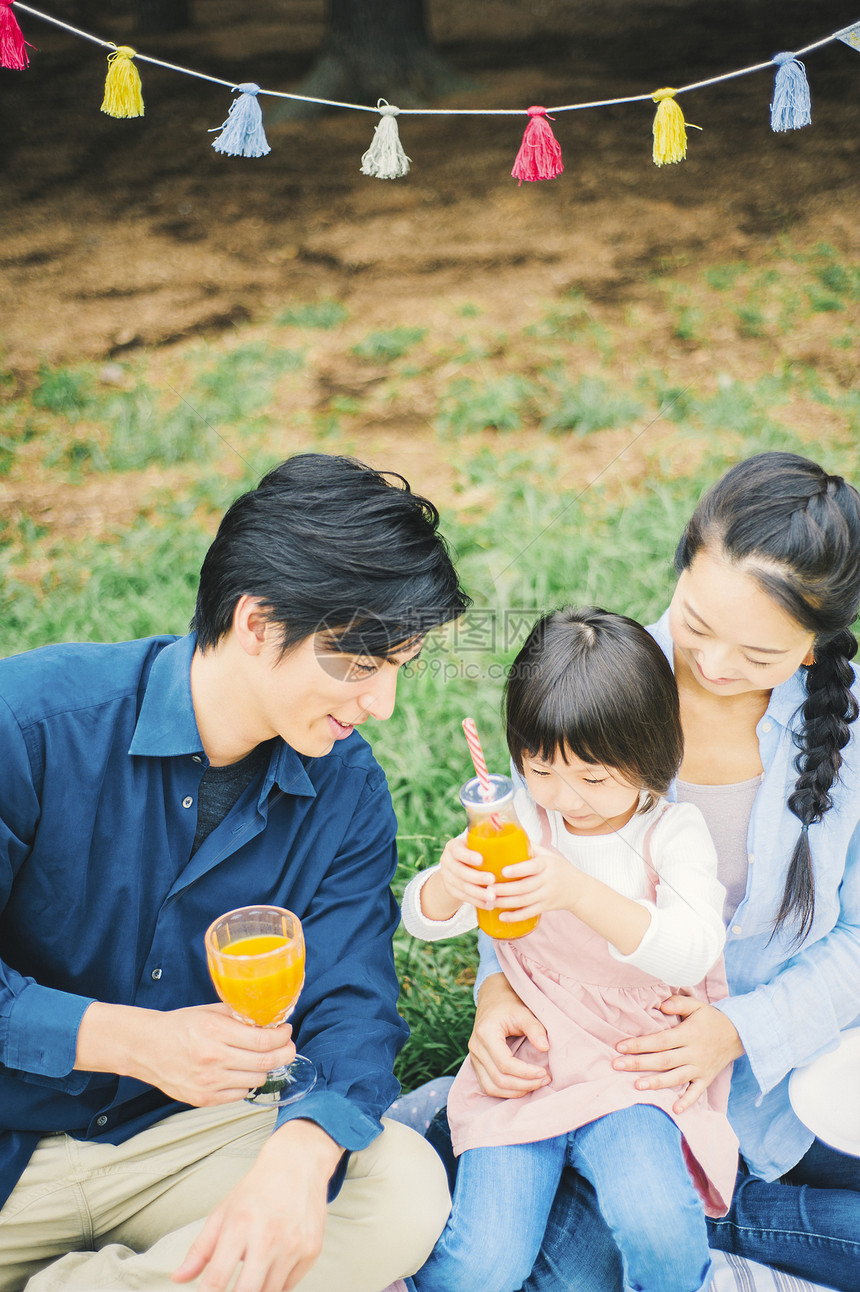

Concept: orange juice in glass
[[208, 932, 305, 1028], [205, 905, 317, 1104], [460, 774, 539, 940]]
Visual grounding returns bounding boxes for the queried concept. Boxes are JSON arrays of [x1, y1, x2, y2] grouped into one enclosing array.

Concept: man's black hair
[[191, 453, 470, 657]]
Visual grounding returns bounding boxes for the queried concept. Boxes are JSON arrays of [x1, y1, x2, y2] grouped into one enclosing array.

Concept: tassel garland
[[211, 84, 271, 157], [511, 106, 563, 184], [651, 87, 700, 166], [0, 0, 33, 70], [770, 53, 812, 132], [360, 102, 410, 179], [101, 46, 144, 119], [3, 4, 852, 172]]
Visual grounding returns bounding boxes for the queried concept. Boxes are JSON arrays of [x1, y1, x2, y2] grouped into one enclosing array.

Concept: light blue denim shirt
[[476, 608, 860, 1181]]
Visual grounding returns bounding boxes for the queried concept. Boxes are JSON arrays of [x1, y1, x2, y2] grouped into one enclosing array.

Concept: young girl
[[401, 606, 738, 1292]]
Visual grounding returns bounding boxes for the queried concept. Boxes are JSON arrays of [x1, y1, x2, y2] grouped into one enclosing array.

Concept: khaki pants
[[0, 1105, 450, 1292]]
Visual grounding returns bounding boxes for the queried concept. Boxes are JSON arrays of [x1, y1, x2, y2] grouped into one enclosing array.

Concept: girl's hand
[[613, 997, 744, 1113], [438, 837, 496, 910], [492, 846, 578, 923]]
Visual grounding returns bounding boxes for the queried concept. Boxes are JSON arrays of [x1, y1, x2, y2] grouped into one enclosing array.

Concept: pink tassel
[[0, 0, 34, 69], [511, 106, 563, 184]]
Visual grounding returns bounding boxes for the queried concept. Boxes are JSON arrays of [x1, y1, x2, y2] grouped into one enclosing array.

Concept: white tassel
[[360, 101, 410, 179]]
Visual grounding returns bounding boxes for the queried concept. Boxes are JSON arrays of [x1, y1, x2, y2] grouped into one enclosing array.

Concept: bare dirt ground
[[2, 0, 859, 370], [0, 0, 858, 566]]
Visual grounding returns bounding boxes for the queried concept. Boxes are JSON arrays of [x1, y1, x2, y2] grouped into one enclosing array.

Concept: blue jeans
[[521, 1137, 860, 1292], [414, 1105, 712, 1292]]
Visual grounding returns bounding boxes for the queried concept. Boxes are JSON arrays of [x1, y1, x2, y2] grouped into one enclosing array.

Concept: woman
[[466, 451, 860, 1291]]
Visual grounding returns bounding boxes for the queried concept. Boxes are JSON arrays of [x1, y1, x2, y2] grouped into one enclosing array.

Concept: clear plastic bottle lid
[[459, 773, 514, 814]]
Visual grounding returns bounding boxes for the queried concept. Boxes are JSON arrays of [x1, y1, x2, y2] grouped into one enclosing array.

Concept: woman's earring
[[802, 649, 816, 667]]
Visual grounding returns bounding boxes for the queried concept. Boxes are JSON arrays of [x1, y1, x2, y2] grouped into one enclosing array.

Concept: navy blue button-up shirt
[[0, 634, 406, 1208]]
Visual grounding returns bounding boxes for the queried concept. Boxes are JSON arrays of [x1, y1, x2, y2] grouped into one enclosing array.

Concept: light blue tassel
[[770, 53, 811, 133], [211, 83, 271, 158]]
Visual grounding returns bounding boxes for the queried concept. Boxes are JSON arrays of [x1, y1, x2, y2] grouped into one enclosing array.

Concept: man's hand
[[469, 973, 550, 1098], [77, 1001, 297, 1106], [173, 1120, 342, 1292], [613, 996, 744, 1113]]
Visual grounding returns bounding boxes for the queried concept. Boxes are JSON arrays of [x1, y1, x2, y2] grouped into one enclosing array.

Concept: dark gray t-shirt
[[192, 742, 272, 854]]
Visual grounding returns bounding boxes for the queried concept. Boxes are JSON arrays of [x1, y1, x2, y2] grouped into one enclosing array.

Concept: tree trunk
[[276, 0, 471, 119], [135, 0, 191, 36]]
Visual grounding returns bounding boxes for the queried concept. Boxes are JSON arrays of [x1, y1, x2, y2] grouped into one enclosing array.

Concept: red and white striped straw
[[462, 717, 492, 803]]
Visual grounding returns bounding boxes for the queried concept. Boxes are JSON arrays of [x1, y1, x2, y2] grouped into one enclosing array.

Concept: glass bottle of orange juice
[[460, 773, 539, 940]]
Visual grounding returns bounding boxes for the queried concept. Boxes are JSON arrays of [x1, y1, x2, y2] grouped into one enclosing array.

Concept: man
[[0, 453, 468, 1291]]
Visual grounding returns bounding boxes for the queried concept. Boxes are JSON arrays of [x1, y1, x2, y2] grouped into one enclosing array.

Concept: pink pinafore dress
[[447, 804, 739, 1217]]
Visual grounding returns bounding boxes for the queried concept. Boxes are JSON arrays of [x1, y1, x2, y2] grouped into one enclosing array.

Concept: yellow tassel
[[651, 87, 688, 166], [101, 46, 144, 119]]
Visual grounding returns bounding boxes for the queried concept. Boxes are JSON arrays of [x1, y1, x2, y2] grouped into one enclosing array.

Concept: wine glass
[[205, 905, 317, 1105]]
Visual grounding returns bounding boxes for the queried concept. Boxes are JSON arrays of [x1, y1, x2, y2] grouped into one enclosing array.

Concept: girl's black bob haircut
[[505, 605, 683, 809], [192, 453, 470, 658]]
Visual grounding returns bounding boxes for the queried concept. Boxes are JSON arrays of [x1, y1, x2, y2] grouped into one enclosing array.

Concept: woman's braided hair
[[675, 452, 860, 942]]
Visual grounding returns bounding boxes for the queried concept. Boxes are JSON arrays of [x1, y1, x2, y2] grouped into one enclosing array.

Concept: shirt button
[[748, 853, 754, 865], [731, 924, 743, 935], [96, 1115, 108, 1128], [760, 721, 772, 733], [182, 796, 193, 809], [151, 968, 163, 980]]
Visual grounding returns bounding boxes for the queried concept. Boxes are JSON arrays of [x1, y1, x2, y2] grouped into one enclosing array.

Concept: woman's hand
[[468, 973, 551, 1098], [613, 996, 744, 1113], [438, 837, 495, 910], [492, 846, 578, 923]]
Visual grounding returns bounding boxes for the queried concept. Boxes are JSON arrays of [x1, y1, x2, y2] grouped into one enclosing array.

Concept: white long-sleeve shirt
[[402, 791, 726, 988]]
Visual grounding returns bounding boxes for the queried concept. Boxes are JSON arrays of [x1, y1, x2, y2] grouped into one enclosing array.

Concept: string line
[[10, 3, 851, 117]]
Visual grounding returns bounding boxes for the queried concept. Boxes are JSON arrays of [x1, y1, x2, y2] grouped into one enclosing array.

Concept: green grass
[[351, 327, 427, 362], [31, 364, 96, 419], [4, 235, 860, 1090], [734, 304, 766, 338], [436, 375, 536, 435], [275, 298, 349, 329], [703, 262, 748, 291], [673, 305, 704, 343], [540, 373, 644, 435], [0, 510, 210, 646]]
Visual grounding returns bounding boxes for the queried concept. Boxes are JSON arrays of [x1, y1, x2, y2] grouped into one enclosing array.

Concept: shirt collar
[[649, 607, 806, 731], [649, 608, 674, 664], [763, 668, 806, 727], [128, 634, 317, 798], [266, 743, 317, 799], [129, 635, 202, 757]]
